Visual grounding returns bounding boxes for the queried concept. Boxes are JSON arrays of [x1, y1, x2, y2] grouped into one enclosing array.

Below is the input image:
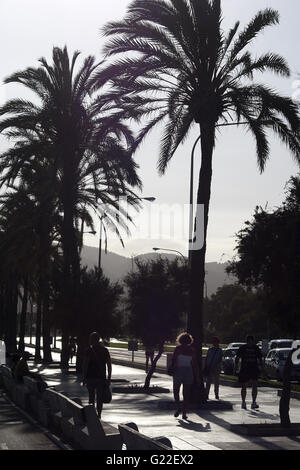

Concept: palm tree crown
[[96, 0, 300, 172]]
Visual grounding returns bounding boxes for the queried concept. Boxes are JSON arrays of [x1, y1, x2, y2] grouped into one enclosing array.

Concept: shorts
[[173, 367, 194, 386], [238, 367, 259, 384]]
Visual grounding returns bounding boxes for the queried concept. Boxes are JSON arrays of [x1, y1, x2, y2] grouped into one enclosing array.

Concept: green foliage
[[124, 256, 188, 347], [227, 176, 300, 337], [53, 267, 123, 339], [204, 284, 270, 342]]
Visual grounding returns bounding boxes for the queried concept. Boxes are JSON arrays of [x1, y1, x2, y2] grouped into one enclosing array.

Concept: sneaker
[[241, 402, 247, 409], [182, 414, 188, 420], [174, 409, 181, 418], [251, 402, 259, 409], [215, 394, 219, 400]]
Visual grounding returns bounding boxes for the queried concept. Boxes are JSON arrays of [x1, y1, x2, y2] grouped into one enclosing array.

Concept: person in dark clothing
[[68, 337, 77, 364], [145, 346, 155, 372], [82, 332, 112, 418], [235, 335, 263, 410], [14, 352, 44, 383], [204, 337, 223, 400]]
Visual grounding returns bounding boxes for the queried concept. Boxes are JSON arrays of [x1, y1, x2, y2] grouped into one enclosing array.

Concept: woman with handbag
[[82, 332, 112, 418], [171, 332, 199, 420]]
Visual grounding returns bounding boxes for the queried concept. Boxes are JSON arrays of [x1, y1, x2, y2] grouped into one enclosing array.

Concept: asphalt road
[[0, 393, 59, 451]]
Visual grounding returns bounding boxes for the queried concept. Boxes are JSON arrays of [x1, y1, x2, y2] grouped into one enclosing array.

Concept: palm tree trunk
[[60, 166, 80, 369], [189, 121, 215, 403], [35, 287, 42, 363], [4, 279, 18, 354], [42, 286, 53, 363], [18, 278, 29, 354]]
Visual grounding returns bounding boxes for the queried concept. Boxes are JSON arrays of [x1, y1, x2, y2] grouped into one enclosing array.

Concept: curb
[[230, 423, 300, 437], [277, 389, 300, 400]]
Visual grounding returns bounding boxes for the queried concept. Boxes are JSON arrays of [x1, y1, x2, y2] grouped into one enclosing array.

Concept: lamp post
[[188, 120, 272, 257], [98, 214, 107, 271], [152, 247, 186, 261]]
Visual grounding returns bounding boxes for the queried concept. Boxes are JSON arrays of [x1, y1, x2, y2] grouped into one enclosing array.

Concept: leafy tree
[[96, 0, 300, 398], [124, 256, 188, 388], [52, 267, 123, 372], [227, 176, 300, 337], [204, 284, 270, 343]]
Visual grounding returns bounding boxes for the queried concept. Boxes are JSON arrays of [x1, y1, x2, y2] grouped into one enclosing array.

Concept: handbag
[[102, 381, 112, 404]]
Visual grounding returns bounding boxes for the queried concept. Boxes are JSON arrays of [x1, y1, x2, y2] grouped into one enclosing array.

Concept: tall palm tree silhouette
[[0, 46, 141, 367], [96, 0, 300, 395]]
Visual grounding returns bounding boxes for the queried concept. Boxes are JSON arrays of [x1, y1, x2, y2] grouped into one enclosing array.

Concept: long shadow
[[193, 409, 292, 450], [247, 410, 280, 421], [177, 419, 211, 432]]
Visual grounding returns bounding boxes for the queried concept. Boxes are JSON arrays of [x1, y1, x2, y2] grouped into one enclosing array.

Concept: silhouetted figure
[[8, 352, 21, 375], [235, 335, 263, 410], [82, 332, 112, 418], [204, 337, 223, 400], [171, 332, 200, 420], [14, 351, 43, 383], [144, 346, 155, 372], [68, 337, 77, 364]]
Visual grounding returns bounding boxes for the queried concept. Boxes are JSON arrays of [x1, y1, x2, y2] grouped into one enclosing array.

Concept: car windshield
[[278, 350, 291, 360], [270, 341, 293, 349]]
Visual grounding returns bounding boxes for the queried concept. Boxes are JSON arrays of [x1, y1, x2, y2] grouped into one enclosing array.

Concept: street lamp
[[152, 247, 186, 261], [98, 214, 107, 270], [188, 119, 272, 257]]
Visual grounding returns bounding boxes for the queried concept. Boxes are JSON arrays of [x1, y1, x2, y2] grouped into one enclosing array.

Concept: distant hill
[[81, 245, 235, 296]]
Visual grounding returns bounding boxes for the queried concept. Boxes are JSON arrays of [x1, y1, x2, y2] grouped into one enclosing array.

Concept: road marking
[[0, 443, 9, 450]]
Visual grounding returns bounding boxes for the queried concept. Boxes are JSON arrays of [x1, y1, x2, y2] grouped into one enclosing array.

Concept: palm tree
[[0, 46, 142, 367], [96, 0, 300, 397]]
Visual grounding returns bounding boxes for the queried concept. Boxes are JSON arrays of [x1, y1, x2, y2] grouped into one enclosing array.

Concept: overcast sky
[[1, 0, 299, 262]]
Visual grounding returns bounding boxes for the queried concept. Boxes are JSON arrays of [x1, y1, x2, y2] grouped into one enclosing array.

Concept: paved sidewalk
[[0, 391, 60, 451], [31, 361, 300, 451]]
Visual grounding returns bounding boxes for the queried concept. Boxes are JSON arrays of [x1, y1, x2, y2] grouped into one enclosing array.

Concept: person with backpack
[[204, 337, 223, 400], [82, 332, 112, 418]]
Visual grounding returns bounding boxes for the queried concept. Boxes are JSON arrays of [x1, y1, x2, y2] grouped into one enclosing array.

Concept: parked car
[[268, 339, 293, 351], [222, 347, 241, 375], [264, 348, 300, 382], [227, 342, 246, 349]]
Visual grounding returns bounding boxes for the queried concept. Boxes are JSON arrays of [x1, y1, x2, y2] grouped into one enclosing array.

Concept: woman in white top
[[171, 332, 199, 420]]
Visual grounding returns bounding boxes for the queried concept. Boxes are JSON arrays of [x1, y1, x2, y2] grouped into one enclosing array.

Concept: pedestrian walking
[[235, 335, 263, 410], [171, 332, 200, 420], [204, 337, 223, 400], [144, 345, 155, 372], [82, 332, 112, 419], [68, 337, 77, 364]]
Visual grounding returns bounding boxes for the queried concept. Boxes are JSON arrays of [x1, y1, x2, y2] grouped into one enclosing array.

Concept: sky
[[1, 0, 300, 262]]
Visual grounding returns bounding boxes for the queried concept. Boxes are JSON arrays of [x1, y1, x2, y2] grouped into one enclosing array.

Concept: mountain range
[[81, 245, 235, 297]]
